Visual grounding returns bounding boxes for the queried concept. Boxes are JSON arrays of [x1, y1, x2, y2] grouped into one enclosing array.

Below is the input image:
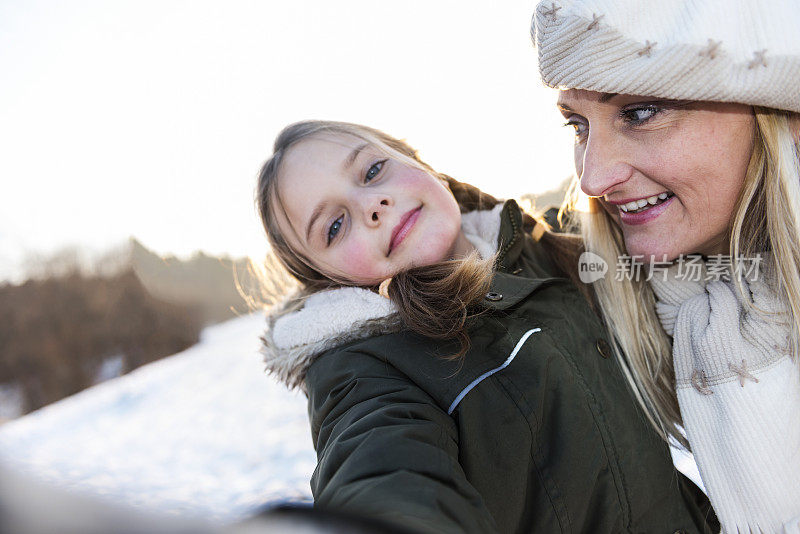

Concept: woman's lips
[[618, 195, 675, 225], [389, 207, 422, 255]]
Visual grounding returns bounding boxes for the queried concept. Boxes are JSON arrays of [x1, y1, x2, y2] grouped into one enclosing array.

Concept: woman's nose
[[578, 131, 633, 197]]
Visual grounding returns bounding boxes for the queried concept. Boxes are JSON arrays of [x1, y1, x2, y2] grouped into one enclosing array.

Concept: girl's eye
[[621, 105, 660, 125], [327, 215, 343, 245], [365, 160, 386, 182]]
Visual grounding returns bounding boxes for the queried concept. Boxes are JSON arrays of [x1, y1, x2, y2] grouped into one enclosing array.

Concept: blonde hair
[[568, 107, 800, 447], [256, 120, 583, 358], [257, 121, 499, 358]]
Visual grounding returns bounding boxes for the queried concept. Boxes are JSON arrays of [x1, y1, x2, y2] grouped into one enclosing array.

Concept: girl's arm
[[305, 348, 499, 534]]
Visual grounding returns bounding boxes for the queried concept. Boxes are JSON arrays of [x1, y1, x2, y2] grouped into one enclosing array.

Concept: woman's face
[[558, 90, 756, 261], [274, 133, 472, 285]]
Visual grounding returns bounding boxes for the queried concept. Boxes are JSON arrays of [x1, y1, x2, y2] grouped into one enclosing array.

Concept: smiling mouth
[[618, 192, 674, 214], [388, 206, 422, 255]]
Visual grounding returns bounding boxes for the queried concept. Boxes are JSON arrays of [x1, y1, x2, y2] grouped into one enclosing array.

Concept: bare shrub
[[0, 270, 202, 414]]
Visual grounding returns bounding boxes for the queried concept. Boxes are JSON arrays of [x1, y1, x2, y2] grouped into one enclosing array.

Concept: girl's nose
[[362, 194, 391, 225], [578, 131, 633, 198]]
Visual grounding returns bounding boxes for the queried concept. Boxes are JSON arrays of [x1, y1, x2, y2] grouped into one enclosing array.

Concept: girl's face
[[274, 133, 472, 285], [558, 90, 756, 261]]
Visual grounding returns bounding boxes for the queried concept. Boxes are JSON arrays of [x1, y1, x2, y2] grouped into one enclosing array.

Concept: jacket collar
[[261, 200, 544, 390]]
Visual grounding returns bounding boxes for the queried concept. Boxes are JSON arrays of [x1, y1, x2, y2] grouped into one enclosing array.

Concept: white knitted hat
[[532, 0, 800, 113]]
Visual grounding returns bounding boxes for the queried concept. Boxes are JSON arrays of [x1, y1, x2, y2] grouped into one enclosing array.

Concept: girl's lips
[[389, 207, 421, 255], [618, 195, 675, 225]]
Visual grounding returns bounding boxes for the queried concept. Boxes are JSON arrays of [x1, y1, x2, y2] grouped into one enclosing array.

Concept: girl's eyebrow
[[305, 201, 328, 242], [304, 142, 370, 242], [342, 142, 369, 171]]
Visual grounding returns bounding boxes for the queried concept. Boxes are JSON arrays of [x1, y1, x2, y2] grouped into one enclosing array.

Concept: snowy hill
[[0, 312, 703, 525], [0, 313, 315, 523]]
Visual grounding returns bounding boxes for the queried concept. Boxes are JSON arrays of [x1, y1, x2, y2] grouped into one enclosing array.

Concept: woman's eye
[[621, 105, 660, 125], [563, 119, 588, 138], [327, 215, 343, 245], [365, 160, 385, 182]]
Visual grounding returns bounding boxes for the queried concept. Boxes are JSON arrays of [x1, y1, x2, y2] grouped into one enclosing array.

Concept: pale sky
[[0, 0, 576, 280]]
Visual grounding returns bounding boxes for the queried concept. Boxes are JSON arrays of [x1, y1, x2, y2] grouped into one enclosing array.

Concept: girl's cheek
[[393, 167, 429, 188], [339, 243, 381, 279]]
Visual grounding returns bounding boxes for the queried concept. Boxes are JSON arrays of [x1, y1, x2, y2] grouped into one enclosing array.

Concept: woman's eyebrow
[[342, 143, 369, 171], [558, 92, 619, 111]]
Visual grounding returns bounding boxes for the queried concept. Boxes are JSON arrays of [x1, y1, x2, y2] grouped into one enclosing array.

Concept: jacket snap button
[[596, 338, 612, 359], [485, 292, 503, 302]]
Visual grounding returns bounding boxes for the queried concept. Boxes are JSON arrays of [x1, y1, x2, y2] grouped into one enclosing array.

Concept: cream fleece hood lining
[[260, 203, 505, 390]]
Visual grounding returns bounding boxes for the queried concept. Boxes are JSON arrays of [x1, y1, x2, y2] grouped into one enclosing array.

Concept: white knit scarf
[[649, 258, 800, 533]]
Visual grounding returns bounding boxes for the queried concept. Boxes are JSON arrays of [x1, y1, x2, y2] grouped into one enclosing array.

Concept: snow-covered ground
[[0, 313, 316, 523], [0, 312, 703, 525]]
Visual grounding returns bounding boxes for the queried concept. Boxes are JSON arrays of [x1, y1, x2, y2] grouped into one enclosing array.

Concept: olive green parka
[[262, 201, 717, 534]]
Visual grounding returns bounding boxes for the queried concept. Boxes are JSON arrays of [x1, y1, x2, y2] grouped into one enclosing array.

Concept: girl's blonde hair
[[257, 121, 516, 357], [257, 120, 584, 358], [567, 107, 800, 447]]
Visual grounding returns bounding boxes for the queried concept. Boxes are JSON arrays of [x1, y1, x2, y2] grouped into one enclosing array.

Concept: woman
[[257, 120, 716, 533], [532, 0, 800, 531]]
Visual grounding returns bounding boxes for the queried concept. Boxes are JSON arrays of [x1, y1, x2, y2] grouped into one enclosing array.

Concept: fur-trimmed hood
[[261, 203, 506, 391]]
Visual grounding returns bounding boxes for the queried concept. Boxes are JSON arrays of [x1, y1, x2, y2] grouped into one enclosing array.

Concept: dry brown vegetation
[[0, 269, 202, 415], [129, 238, 255, 324], [0, 239, 294, 420]]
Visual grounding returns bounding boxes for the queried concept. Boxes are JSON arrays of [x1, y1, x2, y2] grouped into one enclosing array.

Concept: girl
[[257, 120, 715, 533], [533, 0, 800, 530]]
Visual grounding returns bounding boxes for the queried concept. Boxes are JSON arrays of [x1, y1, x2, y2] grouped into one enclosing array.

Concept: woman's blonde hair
[[567, 107, 800, 447]]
